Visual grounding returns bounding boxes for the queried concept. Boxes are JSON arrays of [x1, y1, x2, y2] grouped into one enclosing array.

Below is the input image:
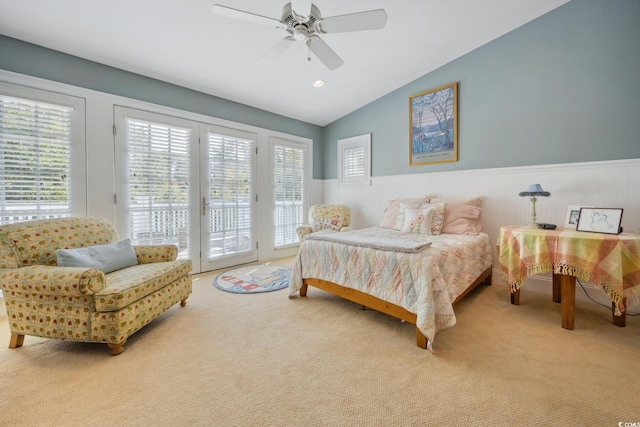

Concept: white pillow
[[401, 207, 433, 234], [394, 201, 430, 230], [56, 238, 138, 274]]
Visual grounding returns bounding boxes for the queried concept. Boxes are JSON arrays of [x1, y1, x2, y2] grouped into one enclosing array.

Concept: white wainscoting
[[322, 158, 640, 308]]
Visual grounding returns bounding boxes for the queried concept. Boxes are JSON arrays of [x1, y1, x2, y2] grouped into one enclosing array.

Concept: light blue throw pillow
[[56, 238, 138, 274]]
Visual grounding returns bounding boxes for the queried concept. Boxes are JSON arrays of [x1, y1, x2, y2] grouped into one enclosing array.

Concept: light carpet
[[0, 256, 639, 426]]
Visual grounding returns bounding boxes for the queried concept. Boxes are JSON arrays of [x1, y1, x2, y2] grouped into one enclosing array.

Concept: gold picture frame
[[409, 82, 458, 166]]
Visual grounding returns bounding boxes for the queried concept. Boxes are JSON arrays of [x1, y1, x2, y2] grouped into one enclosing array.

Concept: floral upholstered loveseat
[[296, 204, 351, 242], [0, 217, 192, 355]]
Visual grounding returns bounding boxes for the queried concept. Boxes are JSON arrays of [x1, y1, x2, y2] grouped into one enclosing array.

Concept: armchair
[[296, 204, 351, 241], [0, 217, 192, 355]]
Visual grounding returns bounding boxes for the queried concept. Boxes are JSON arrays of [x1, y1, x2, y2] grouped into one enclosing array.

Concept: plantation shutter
[[273, 141, 306, 247], [343, 145, 366, 179], [207, 130, 255, 258], [126, 117, 191, 258], [0, 94, 75, 224], [338, 133, 371, 186]]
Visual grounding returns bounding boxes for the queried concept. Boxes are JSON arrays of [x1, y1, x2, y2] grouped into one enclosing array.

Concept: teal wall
[[0, 35, 325, 178], [322, 0, 640, 179], [1, 0, 639, 181]]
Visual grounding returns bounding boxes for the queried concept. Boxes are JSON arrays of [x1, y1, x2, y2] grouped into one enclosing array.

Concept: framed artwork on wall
[[409, 82, 458, 166], [576, 208, 624, 234]]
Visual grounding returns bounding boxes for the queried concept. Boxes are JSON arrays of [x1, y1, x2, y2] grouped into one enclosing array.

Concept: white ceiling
[[0, 0, 570, 126]]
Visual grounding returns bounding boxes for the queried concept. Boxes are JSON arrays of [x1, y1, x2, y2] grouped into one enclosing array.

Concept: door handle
[[202, 197, 210, 216]]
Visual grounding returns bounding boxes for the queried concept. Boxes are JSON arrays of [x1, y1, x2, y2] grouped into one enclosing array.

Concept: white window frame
[[268, 136, 310, 255], [114, 106, 200, 264], [0, 81, 87, 222], [338, 133, 371, 186]]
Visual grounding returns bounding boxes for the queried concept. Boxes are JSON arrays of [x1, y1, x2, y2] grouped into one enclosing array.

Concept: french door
[[114, 107, 258, 273], [200, 125, 257, 271]]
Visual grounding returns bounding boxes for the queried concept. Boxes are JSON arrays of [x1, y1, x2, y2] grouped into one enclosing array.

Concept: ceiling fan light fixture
[[212, 2, 387, 70], [292, 24, 308, 40]]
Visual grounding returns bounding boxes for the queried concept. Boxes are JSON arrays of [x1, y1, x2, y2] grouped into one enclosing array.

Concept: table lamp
[[519, 184, 550, 228]]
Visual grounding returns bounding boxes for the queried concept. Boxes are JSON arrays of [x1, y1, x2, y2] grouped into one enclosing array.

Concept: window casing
[[0, 82, 86, 224], [338, 133, 371, 186], [272, 138, 308, 247]]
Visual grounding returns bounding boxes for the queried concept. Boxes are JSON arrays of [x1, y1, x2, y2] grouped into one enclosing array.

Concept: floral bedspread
[[289, 227, 493, 349]]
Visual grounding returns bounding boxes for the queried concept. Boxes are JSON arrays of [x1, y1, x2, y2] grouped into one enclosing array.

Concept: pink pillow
[[378, 197, 429, 229], [430, 197, 481, 207], [430, 198, 483, 234]]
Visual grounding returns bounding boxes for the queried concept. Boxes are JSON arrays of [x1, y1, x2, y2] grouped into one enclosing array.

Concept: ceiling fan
[[211, 1, 387, 70]]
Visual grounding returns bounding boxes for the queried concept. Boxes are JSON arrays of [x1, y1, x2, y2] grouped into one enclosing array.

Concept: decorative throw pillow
[[379, 197, 429, 229], [56, 238, 138, 274], [312, 217, 344, 232], [401, 207, 433, 234], [425, 202, 446, 235], [396, 202, 446, 234], [393, 201, 431, 231]]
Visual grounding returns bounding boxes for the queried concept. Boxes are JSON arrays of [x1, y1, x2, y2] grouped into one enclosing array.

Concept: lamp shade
[[519, 184, 550, 197]]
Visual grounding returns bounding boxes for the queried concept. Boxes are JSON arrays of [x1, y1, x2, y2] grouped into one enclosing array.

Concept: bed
[[288, 197, 493, 350]]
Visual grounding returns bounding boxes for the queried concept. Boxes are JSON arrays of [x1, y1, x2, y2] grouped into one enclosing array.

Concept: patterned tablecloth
[[497, 226, 640, 313]]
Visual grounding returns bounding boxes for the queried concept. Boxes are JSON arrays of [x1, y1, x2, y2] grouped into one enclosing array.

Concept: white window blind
[[208, 131, 254, 258], [126, 118, 191, 258], [0, 94, 74, 224], [338, 133, 371, 186], [273, 141, 306, 247], [344, 145, 366, 178]]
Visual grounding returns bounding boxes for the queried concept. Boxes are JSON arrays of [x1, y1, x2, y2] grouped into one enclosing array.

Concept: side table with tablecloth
[[497, 226, 640, 329]]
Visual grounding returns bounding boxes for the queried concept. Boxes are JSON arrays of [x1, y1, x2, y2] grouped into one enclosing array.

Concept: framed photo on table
[[576, 207, 623, 234], [564, 205, 592, 229]]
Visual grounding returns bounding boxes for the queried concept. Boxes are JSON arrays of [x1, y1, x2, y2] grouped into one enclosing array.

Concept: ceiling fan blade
[[258, 37, 295, 66], [291, 0, 312, 17], [318, 9, 387, 34], [307, 36, 343, 70], [211, 4, 282, 28]]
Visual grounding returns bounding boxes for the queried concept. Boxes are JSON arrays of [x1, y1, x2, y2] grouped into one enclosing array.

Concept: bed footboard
[[300, 266, 492, 349]]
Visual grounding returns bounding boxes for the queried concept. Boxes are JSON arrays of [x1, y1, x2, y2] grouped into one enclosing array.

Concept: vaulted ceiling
[[0, 0, 570, 126]]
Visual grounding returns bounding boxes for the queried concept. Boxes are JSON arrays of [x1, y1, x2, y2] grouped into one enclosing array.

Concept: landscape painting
[[409, 82, 458, 166]]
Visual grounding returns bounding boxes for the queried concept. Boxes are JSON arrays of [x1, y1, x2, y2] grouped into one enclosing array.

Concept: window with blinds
[[338, 133, 371, 186], [273, 141, 306, 247], [207, 130, 255, 258], [0, 93, 77, 224], [126, 118, 191, 258], [343, 146, 366, 178]]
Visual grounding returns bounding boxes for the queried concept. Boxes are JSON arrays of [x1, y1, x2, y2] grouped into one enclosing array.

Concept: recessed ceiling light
[[312, 79, 325, 87]]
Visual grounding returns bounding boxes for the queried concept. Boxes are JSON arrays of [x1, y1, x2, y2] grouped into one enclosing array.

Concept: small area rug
[[214, 263, 292, 294]]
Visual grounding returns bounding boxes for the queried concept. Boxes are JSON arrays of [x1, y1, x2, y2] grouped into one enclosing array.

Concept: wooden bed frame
[[299, 267, 493, 349]]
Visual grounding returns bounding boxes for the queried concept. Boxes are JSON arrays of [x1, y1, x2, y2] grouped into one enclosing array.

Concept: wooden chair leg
[[9, 333, 25, 349], [108, 338, 127, 355], [180, 297, 188, 307]]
